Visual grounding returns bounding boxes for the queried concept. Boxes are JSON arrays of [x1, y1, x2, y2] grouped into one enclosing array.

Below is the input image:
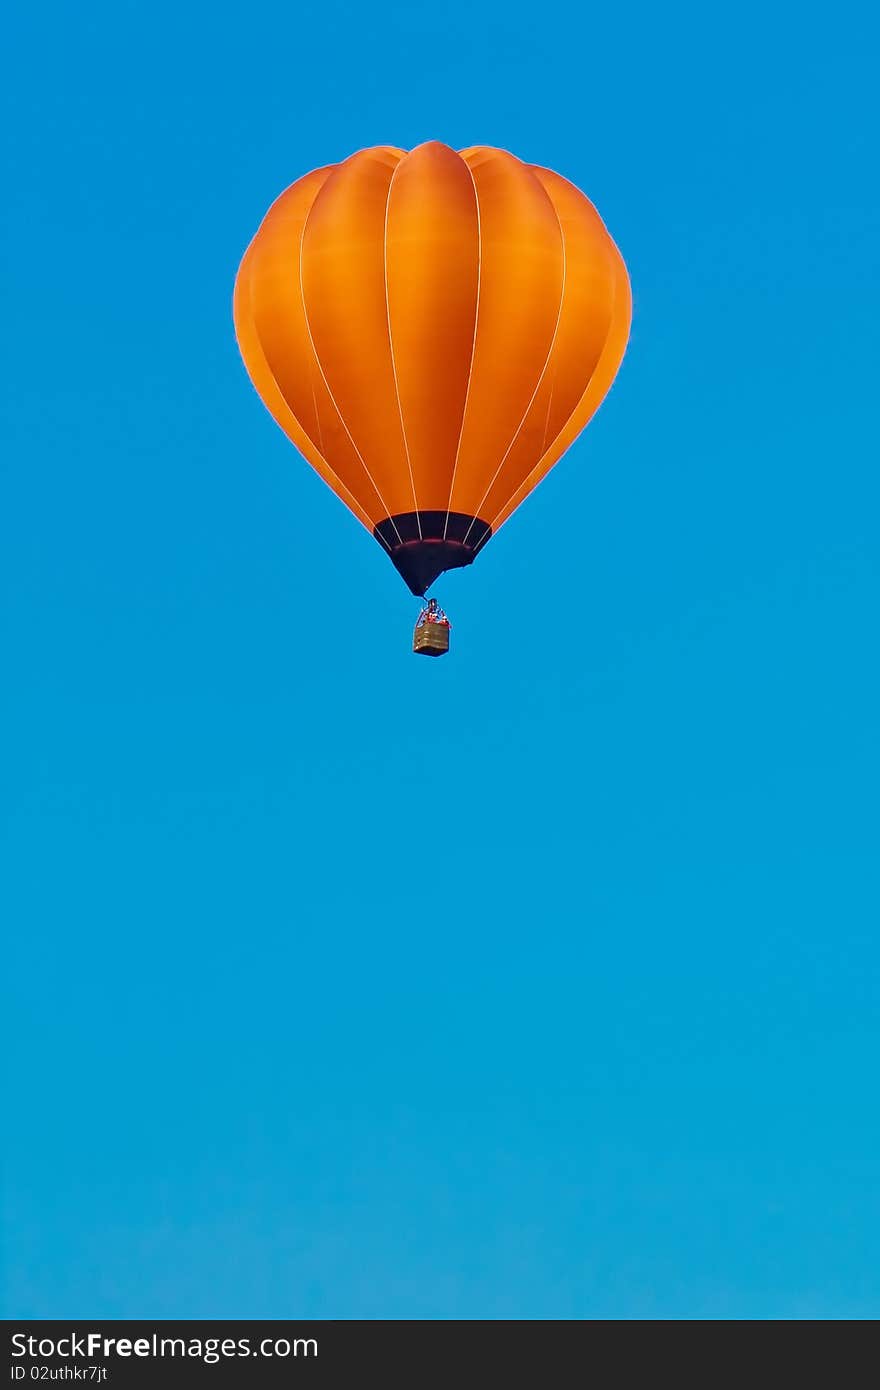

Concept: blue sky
[[3, 0, 878, 1319]]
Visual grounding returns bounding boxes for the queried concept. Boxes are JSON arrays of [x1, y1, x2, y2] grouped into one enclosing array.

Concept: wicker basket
[[413, 621, 450, 657]]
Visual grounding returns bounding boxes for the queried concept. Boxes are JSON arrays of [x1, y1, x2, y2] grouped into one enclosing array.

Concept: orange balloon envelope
[[234, 142, 631, 595]]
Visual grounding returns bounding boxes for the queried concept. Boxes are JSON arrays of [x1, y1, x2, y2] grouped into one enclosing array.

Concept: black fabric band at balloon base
[[374, 511, 492, 595]]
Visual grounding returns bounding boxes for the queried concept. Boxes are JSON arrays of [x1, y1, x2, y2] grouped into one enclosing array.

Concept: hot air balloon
[[234, 142, 631, 655]]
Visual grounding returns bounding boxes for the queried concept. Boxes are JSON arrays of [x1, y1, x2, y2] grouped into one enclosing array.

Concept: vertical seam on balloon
[[442, 157, 482, 540], [309, 372, 326, 458], [461, 194, 567, 547], [540, 381, 555, 456], [238, 249, 389, 548], [485, 250, 624, 535], [297, 195, 404, 547], [382, 159, 421, 536]]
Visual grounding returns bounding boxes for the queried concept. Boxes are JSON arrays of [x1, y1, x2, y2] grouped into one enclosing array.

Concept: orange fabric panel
[[234, 227, 381, 540], [471, 163, 624, 528], [384, 142, 479, 509], [299, 147, 417, 518], [489, 230, 631, 531], [237, 168, 391, 530], [245, 166, 333, 456], [448, 148, 565, 518]]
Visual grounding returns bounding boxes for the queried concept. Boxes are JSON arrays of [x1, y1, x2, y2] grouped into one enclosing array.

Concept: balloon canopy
[[234, 142, 630, 595]]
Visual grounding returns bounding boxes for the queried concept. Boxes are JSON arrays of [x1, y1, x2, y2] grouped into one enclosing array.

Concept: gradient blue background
[[3, 0, 878, 1320]]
